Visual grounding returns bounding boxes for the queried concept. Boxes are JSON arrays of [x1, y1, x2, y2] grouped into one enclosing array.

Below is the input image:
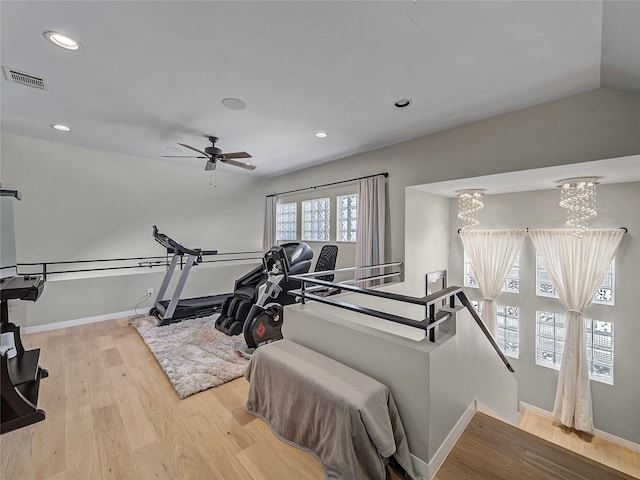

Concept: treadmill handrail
[[152, 225, 217, 257]]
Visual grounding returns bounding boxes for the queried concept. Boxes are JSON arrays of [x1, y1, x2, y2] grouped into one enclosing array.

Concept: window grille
[[469, 301, 519, 359], [496, 305, 520, 359], [536, 254, 614, 305], [464, 252, 520, 293], [337, 194, 358, 242], [302, 198, 330, 241], [535, 311, 614, 384], [276, 202, 297, 241]]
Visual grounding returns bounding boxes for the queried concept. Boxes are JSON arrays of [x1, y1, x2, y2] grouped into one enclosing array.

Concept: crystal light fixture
[[558, 177, 598, 236], [457, 189, 485, 229]]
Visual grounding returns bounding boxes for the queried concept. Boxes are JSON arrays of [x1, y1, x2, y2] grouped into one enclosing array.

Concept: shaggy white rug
[[130, 314, 249, 399]]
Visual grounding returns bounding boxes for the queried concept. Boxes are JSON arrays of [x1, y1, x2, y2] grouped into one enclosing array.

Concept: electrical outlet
[[147, 288, 154, 296]]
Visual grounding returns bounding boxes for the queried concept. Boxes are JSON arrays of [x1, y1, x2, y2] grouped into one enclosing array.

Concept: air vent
[[2, 66, 47, 90]]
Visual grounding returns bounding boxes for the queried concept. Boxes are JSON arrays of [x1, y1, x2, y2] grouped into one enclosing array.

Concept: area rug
[[130, 314, 248, 399]]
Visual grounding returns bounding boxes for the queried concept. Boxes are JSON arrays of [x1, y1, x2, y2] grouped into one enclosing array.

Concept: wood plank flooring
[[436, 412, 638, 480], [1, 318, 637, 479]]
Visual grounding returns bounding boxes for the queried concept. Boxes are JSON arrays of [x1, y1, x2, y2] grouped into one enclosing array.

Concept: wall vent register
[[2, 67, 46, 90]]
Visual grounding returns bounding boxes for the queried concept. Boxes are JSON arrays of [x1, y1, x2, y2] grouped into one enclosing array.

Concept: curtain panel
[[459, 229, 527, 337], [263, 196, 278, 253], [529, 229, 624, 432], [355, 175, 386, 286]]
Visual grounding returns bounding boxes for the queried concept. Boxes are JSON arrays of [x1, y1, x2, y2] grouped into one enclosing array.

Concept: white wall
[[1, 133, 266, 326], [445, 182, 640, 444], [403, 188, 450, 296]]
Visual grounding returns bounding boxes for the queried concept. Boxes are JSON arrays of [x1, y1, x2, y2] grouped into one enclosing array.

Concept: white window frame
[[336, 193, 358, 243], [535, 311, 614, 385], [536, 254, 615, 305], [464, 252, 520, 294], [302, 198, 331, 242], [276, 202, 297, 241]]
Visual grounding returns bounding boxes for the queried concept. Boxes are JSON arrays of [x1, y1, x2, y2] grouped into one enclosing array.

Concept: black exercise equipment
[[215, 242, 313, 336], [150, 226, 230, 326], [1, 187, 48, 434]]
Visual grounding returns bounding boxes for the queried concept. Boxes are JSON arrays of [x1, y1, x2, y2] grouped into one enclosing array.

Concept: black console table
[[0, 274, 48, 434]]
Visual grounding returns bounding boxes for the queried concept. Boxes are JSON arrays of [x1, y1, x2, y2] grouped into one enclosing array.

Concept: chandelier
[[457, 190, 485, 229], [558, 177, 598, 236]]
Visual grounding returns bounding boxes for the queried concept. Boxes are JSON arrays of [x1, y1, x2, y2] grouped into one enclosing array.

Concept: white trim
[[423, 399, 477, 479], [477, 400, 518, 427], [22, 308, 150, 333], [410, 454, 429, 480], [519, 401, 640, 452]]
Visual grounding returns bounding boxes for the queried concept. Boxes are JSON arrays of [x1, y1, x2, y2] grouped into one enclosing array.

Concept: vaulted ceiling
[[1, 1, 638, 177]]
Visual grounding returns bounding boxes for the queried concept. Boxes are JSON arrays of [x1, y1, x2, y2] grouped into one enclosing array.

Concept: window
[[468, 301, 519, 359], [464, 252, 520, 293], [536, 311, 614, 384], [536, 254, 615, 305], [276, 202, 297, 241], [496, 305, 519, 359], [337, 194, 358, 242], [302, 198, 330, 241]]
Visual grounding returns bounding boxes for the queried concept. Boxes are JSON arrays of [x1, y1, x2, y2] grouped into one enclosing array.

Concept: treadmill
[[150, 226, 231, 326]]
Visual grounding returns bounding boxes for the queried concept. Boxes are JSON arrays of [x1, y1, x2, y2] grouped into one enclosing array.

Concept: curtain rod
[[266, 172, 388, 198], [457, 227, 628, 234]]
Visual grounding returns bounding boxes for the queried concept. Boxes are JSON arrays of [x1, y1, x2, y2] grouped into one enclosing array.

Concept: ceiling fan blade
[[178, 143, 209, 157], [220, 158, 257, 170], [205, 159, 217, 171], [162, 155, 207, 158], [220, 151, 252, 159]]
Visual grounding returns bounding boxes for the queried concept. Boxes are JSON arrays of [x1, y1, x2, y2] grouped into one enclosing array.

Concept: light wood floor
[[1, 318, 638, 479]]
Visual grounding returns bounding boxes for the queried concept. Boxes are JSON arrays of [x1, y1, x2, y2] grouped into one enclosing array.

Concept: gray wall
[[264, 88, 640, 266], [446, 182, 640, 443], [284, 299, 518, 470]]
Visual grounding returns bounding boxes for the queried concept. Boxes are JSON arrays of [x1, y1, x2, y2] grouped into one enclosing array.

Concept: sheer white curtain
[[262, 196, 278, 253], [355, 176, 386, 286], [459, 229, 526, 337], [529, 229, 624, 432]]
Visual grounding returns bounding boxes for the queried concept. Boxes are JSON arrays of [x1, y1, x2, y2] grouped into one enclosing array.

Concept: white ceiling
[[1, 1, 638, 177]]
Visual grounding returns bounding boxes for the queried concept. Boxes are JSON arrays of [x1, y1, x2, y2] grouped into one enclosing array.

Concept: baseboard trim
[[22, 308, 150, 333], [519, 401, 640, 452], [410, 454, 429, 480], [419, 399, 477, 479]]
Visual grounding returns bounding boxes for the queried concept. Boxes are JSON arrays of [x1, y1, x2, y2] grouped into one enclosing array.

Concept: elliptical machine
[[236, 243, 311, 359]]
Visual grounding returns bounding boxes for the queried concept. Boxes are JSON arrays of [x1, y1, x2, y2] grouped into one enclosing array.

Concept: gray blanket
[[245, 340, 417, 480]]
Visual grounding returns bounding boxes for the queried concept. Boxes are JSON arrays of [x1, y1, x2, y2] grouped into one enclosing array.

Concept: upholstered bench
[[245, 339, 416, 480]]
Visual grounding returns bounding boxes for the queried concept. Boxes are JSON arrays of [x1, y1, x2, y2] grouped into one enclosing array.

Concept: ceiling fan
[[163, 136, 256, 171]]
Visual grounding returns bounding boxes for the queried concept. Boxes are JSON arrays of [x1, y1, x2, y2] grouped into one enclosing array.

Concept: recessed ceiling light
[[222, 98, 247, 110], [394, 99, 411, 108], [315, 132, 328, 138], [51, 124, 70, 132], [44, 31, 82, 51]]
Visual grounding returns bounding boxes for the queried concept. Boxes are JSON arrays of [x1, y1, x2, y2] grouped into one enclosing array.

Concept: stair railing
[[288, 269, 514, 372]]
